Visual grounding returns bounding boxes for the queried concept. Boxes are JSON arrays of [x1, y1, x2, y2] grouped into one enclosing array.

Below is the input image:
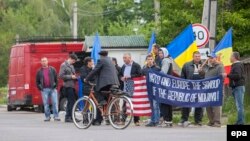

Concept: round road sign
[[192, 23, 210, 48]]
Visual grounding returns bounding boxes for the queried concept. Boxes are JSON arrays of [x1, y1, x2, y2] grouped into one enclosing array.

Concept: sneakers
[[207, 122, 214, 126], [54, 117, 61, 121], [194, 122, 202, 126], [212, 123, 221, 127], [105, 120, 110, 125], [164, 121, 173, 127], [92, 121, 101, 126], [178, 121, 191, 127], [65, 118, 73, 123], [135, 122, 140, 126], [44, 117, 61, 122], [145, 122, 156, 127], [157, 121, 172, 127], [44, 117, 51, 122]]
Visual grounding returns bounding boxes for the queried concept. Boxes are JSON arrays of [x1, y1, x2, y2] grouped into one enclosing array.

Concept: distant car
[[7, 37, 90, 112]]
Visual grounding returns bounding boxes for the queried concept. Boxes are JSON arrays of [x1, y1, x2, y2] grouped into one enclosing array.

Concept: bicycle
[[72, 83, 133, 129]]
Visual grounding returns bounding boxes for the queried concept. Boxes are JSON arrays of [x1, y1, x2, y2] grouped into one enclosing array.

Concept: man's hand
[[222, 73, 227, 78], [71, 75, 77, 79], [121, 77, 125, 82], [198, 64, 203, 72]]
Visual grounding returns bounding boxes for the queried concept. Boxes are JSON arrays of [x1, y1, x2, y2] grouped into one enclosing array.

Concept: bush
[[0, 87, 7, 104]]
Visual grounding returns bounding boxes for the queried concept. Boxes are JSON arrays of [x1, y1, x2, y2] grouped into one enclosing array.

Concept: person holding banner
[[142, 54, 161, 127], [205, 53, 225, 127], [223, 52, 246, 125], [178, 51, 205, 127], [158, 48, 174, 127]]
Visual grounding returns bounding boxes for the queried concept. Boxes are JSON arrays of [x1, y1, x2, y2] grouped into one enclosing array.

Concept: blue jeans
[[150, 99, 160, 123], [232, 86, 245, 124], [41, 88, 59, 119]]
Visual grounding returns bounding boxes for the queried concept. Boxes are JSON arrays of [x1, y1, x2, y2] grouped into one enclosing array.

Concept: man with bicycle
[[84, 50, 120, 125]]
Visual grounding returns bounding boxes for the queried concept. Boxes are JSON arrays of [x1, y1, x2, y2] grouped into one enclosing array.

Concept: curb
[[0, 105, 7, 108]]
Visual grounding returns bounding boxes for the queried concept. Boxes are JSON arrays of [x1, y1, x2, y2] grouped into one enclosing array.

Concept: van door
[[8, 46, 25, 105], [16, 47, 26, 103]]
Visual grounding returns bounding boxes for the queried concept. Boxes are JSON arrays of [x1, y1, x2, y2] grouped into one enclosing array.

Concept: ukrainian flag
[[213, 28, 233, 84], [167, 24, 198, 68]]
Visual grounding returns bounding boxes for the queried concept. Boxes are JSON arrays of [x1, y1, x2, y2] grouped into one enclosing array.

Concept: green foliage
[[0, 0, 250, 87], [0, 87, 7, 104], [223, 93, 250, 124]]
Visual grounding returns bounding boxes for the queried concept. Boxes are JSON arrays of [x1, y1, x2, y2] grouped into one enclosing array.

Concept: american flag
[[126, 76, 152, 116]]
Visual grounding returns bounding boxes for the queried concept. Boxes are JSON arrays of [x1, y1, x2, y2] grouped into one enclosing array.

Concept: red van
[[7, 38, 88, 111]]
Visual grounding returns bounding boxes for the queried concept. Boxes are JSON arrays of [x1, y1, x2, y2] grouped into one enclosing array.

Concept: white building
[[84, 35, 148, 67]]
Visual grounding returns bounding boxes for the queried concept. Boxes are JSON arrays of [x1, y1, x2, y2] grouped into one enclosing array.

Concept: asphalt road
[[0, 106, 226, 141]]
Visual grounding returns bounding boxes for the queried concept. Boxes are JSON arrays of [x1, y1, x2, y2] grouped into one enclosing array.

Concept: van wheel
[[7, 105, 16, 111], [59, 98, 67, 111]]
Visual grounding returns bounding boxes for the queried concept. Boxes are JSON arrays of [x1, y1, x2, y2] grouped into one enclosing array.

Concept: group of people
[[35, 44, 246, 127]]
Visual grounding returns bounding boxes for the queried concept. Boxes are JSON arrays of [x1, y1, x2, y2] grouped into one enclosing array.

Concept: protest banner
[[146, 70, 223, 107]]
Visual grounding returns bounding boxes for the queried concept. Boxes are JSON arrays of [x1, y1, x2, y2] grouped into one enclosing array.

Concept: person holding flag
[[204, 53, 225, 127]]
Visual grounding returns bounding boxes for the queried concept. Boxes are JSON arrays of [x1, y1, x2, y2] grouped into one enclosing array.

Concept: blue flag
[[147, 32, 156, 54], [91, 32, 101, 65], [77, 77, 84, 110]]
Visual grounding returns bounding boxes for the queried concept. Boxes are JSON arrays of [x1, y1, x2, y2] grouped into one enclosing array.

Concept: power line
[[77, 6, 133, 16]]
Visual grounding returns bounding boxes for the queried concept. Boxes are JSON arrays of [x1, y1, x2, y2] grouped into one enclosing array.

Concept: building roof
[[242, 57, 250, 64], [84, 35, 148, 49]]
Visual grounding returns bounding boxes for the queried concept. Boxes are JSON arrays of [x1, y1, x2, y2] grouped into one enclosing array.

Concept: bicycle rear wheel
[[108, 96, 133, 129], [72, 96, 96, 129]]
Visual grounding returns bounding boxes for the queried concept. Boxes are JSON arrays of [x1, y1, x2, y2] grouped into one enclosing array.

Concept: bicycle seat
[[100, 91, 110, 95], [110, 89, 132, 98]]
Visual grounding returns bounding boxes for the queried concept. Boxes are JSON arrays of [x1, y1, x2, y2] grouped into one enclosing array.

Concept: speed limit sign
[[192, 24, 210, 48]]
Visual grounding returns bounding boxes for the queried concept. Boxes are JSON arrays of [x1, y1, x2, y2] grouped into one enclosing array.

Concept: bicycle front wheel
[[72, 96, 96, 129], [108, 96, 133, 129]]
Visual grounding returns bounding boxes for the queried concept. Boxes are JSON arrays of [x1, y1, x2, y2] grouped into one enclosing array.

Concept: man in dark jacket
[[85, 50, 120, 125], [223, 52, 246, 125], [112, 57, 122, 89], [179, 51, 205, 127], [59, 53, 78, 122], [120, 53, 142, 126], [36, 57, 60, 121], [142, 54, 161, 127], [79, 57, 95, 96]]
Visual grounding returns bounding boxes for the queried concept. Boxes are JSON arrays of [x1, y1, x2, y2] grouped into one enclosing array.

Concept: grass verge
[[0, 87, 7, 105]]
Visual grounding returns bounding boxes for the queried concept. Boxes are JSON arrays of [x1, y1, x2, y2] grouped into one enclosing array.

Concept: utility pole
[[72, 1, 77, 39], [209, 0, 217, 50], [202, 0, 217, 50], [154, 0, 160, 33]]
